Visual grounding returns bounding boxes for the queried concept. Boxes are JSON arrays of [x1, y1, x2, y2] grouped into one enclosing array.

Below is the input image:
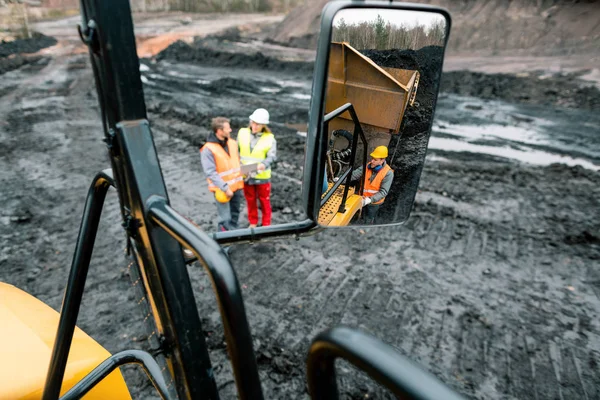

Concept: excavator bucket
[[326, 41, 419, 147]]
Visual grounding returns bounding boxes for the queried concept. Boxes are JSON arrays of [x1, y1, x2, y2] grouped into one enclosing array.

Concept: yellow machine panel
[[319, 183, 363, 226], [326, 41, 420, 140], [0, 282, 131, 400]]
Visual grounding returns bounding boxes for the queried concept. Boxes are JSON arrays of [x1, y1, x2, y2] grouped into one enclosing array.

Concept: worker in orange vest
[[200, 117, 244, 231], [351, 145, 394, 224]]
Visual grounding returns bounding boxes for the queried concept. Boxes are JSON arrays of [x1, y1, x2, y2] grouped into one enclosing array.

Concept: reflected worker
[[200, 117, 244, 232], [238, 108, 277, 228], [351, 145, 394, 224]]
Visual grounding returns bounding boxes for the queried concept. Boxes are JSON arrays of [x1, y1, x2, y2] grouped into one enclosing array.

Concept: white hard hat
[[249, 108, 270, 125]]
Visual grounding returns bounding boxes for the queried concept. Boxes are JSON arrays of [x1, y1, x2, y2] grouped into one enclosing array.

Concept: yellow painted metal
[[319, 183, 363, 226], [0, 282, 132, 400], [326, 42, 420, 135]]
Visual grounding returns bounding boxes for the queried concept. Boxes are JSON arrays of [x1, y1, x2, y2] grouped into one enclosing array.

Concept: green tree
[[333, 17, 349, 42], [374, 14, 389, 49]]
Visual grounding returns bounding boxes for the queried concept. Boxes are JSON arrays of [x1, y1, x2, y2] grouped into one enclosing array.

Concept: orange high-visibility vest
[[201, 140, 244, 192], [363, 163, 392, 205]]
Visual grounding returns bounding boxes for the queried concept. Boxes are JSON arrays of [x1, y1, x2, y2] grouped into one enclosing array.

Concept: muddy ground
[[1, 25, 600, 400]]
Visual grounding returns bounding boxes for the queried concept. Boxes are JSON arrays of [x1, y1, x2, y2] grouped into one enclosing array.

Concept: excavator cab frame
[[319, 103, 367, 226]]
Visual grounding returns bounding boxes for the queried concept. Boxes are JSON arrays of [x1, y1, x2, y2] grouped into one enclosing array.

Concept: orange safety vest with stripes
[[363, 163, 392, 205], [200, 140, 244, 192]]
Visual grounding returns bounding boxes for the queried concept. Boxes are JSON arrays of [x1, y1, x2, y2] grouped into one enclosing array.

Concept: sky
[[333, 8, 446, 29]]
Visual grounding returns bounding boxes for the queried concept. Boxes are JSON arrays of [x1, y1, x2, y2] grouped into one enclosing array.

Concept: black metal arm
[[322, 103, 368, 213], [42, 169, 114, 400], [307, 327, 466, 400], [147, 196, 264, 400], [59, 350, 172, 400]]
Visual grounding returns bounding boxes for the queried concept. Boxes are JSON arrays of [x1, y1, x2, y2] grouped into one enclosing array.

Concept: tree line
[[332, 14, 446, 50], [129, 0, 304, 13]]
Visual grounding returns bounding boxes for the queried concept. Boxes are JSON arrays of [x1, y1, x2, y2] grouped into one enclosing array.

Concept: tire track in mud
[[3, 44, 600, 399]]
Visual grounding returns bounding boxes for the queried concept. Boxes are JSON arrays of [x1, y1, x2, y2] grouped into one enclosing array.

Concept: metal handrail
[[59, 350, 172, 400], [42, 169, 114, 400], [322, 103, 368, 213], [307, 327, 466, 400], [147, 196, 264, 400]]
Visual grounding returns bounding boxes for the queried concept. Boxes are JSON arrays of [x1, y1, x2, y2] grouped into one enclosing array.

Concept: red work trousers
[[243, 182, 271, 226]]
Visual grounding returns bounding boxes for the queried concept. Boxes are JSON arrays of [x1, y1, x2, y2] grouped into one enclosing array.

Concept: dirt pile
[[267, 0, 328, 48], [440, 70, 600, 111], [0, 33, 56, 76], [268, 0, 600, 59], [359, 46, 445, 222], [155, 39, 314, 74], [363, 45, 444, 135], [0, 32, 57, 58]]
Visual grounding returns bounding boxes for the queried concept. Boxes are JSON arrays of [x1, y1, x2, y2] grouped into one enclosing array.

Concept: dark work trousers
[[215, 190, 243, 231], [363, 203, 381, 225]]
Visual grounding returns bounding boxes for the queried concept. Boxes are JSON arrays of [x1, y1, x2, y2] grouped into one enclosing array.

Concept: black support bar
[[307, 327, 466, 400], [322, 103, 368, 213], [147, 196, 264, 400], [59, 350, 172, 400], [42, 169, 114, 400]]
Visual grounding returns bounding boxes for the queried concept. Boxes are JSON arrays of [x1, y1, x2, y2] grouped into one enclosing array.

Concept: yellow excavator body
[[319, 183, 363, 227], [0, 282, 131, 399]]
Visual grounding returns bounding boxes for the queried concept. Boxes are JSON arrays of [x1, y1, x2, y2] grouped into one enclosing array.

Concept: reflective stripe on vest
[[363, 163, 392, 205], [238, 127, 274, 180], [201, 140, 244, 192]]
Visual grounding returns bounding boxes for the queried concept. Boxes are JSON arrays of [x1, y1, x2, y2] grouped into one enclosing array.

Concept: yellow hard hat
[[370, 146, 388, 159], [215, 189, 230, 203]]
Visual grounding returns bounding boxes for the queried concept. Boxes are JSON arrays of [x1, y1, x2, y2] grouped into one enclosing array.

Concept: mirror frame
[[303, 1, 451, 225], [212, 1, 451, 246]]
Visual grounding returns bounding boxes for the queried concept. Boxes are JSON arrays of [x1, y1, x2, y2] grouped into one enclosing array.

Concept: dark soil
[[359, 46, 446, 223], [0, 32, 57, 58], [156, 39, 314, 74], [440, 70, 600, 111], [0, 33, 56, 76], [1, 31, 599, 400]]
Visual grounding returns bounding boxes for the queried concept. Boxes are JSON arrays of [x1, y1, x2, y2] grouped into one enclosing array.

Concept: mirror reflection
[[200, 111, 277, 232], [318, 8, 447, 227]]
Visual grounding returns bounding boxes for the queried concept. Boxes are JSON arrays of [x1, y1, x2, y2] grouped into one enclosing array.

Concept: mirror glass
[[317, 8, 448, 228]]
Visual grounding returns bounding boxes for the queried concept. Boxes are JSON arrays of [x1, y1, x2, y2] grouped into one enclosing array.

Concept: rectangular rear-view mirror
[[303, 1, 451, 228]]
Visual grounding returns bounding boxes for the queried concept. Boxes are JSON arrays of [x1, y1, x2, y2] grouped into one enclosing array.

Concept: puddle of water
[[290, 93, 311, 100], [425, 154, 452, 163], [148, 73, 172, 81], [21, 96, 65, 109], [166, 70, 199, 79], [429, 137, 600, 171], [276, 80, 306, 88], [434, 122, 546, 147], [140, 76, 158, 86]]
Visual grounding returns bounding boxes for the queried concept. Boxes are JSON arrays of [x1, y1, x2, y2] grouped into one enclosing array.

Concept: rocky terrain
[[1, 6, 599, 399]]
